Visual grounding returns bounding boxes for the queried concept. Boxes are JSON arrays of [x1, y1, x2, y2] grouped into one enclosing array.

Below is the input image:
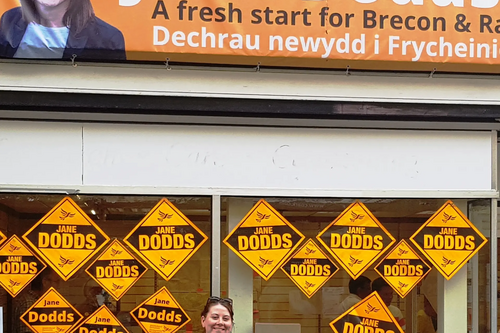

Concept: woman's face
[[201, 304, 233, 333]]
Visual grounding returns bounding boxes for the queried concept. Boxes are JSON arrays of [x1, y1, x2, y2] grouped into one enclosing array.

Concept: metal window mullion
[[211, 195, 221, 296], [491, 198, 497, 333]]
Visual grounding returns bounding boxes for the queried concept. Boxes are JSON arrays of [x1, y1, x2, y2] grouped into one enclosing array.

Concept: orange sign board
[[124, 198, 208, 281], [20, 287, 83, 333], [86, 239, 148, 301], [374, 240, 432, 298], [73, 305, 129, 333], [130, 286, 191, 333], [281, 239, 339, 298], [223, 199, 305, 280], [317, 201, 396, 279], [4, 0, 500, 72], [22, 197, 110, 281], [410, 200, 488, 280], [330, 291, 404, 333], [0, 235, 47, 297]]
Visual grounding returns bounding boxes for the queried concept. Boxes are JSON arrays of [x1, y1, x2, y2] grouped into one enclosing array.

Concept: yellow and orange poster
[[2, 0, 500, 70], [23, 197, 110, 281], [410, 200, 487, 280], [224, 199, 305, 280]]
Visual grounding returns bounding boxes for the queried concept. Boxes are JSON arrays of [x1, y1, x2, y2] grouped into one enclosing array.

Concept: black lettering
[[251, 9, 262, 24], [214, 7, 226, 22], [364, 10, 376, 29], [152, 0, 169, 19], [199, 7, 213, 22]]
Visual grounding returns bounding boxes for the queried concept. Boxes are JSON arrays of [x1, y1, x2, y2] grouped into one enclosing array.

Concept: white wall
[[0, 121, 494, 194]]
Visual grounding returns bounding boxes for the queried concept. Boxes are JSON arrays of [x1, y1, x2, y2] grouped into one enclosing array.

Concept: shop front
[[1, 0, 500, 332]]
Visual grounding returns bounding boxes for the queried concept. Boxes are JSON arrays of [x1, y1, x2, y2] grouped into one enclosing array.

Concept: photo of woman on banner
[[0, 0, 126, 60]]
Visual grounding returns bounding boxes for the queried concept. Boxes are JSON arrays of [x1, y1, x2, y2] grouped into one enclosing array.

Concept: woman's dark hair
[[201, 296, 234, 322], [20, 0, 95, 34]]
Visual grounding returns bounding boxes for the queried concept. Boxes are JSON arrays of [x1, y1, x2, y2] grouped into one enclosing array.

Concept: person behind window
[[372, 277, 406, 331], [13, 268, 61, 333], [0, 0, 126, 60], [339, 276, 372, 313], [201, 296, 234, 333], [417, 296, 437, 333]]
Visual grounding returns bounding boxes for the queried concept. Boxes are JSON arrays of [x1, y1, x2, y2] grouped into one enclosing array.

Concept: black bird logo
[[442, 212, 456, 223], [8, 243, 21, 253], [55, 328, 65, 333], [59, 209, 75, 221], [304, 281, 316, 290], [442, 256, 456, 267], [58, 256, 75, 268], [258, 257, 273, 268], [163, 326, 171, 332], [348, 255, 363, 267], [398, 281, 408, 293], [158, 210, 173, 222], [8, 279, 20, 291], [110, 248, 123, 257], [350, 211, 365, 223], [305, 247, 316, 255], [365, 303, 380, 314], [256, 212, 271, 223], [398, 248, 409, 256], [160, 257, 175, 268], [112, 283, 124, 292]]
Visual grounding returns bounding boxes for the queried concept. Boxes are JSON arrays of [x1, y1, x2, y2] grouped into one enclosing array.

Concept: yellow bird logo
[[258, 257, 273, 268], [8, 279, 20, 291], [350, 211, 365, 223], [442, 256, 456, 267], [348, 255, 363, 267], [442, 212, 457, 223], [158, 210, 173, 222], [59, 209, 75, 221], [255, 211, 271, 223], [160, 257, 175, 268], [110, 248, 123, 257], [398, 248, 409, 256], [304, 281, 316, 290], [112, 283, 124, 292], [365, 303, 380, 314], [305, 247, 316, 255], [58, 255, 75, 268], [398, 281, 408, 293], [8, 243, 21, 253]]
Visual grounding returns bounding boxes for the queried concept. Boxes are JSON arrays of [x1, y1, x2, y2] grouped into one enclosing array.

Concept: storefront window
[[222, 197, 492, 333], [0, 194, 212, 333]]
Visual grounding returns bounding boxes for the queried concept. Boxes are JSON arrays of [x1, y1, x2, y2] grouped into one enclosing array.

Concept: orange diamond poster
[[317, 201, 395, 279], [410, 200, 488, 280], [86, 239, 148, 300], [20, 287, 83, 333], [22, 197, 110, 281], [223, 199, 305, 280], [0, 235, 46, 297], [330, 291, 404, 333], [281, 239, 339, 298], [374, 240, 432, 298], [73, 305, 129, 333], [124, 198, 208, 281], [130, 286, 191, 333]]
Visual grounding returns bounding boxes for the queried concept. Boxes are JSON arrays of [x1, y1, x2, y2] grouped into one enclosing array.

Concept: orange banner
[[2, 0, 500, 69]]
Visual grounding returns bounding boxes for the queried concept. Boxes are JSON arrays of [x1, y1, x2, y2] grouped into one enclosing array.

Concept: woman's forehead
[[208, 304, 231, 316]]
